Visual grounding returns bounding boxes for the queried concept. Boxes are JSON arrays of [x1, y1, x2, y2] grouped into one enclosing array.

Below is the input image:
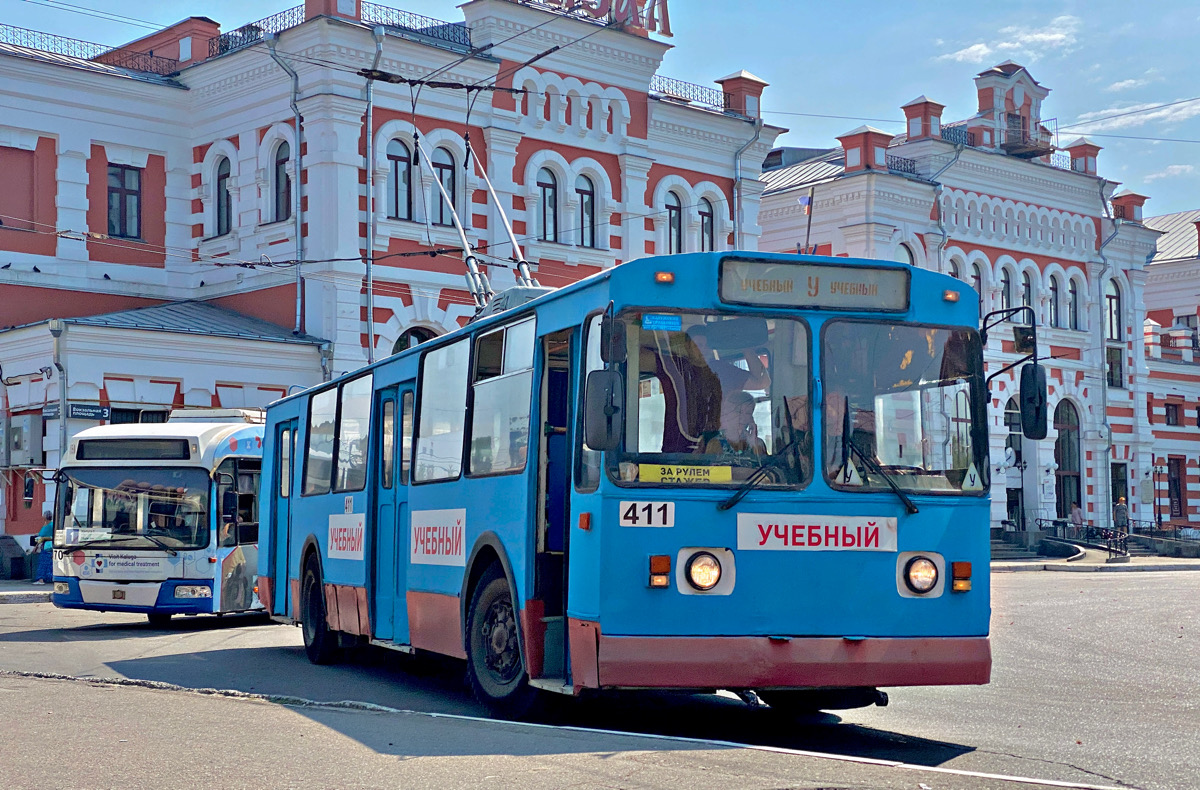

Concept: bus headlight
[[685, 552, 722, 591], [175, 585, 212, 599], [54, 582, 70, 595], [904, 557, 939, 594]]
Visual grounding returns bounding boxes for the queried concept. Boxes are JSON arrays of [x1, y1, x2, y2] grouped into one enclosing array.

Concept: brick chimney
[[716, 70, 768, 119], [901, 96, 945, 142], [1111, 190, 1148, 223], [836, 126, 895, 173], [1065, 137, 1101, 175], [306, 0, 362, 21]]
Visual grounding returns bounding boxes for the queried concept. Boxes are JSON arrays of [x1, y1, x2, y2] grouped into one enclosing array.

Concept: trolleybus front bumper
[[573, 624, 990, 690], [51, 577, 215, 616]]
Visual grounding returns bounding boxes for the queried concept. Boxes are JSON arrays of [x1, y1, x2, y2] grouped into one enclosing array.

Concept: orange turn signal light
[[654, 271, 675, 284], [951, 561, 972, 592], [649, 554, 671, 588], [943, 289, 960, 303], [578, 513, 592, 531]]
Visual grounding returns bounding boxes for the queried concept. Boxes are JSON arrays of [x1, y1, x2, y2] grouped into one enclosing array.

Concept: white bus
[[51, 409, 265, 626]]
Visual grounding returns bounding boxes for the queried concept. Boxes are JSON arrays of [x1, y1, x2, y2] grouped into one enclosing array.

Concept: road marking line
[[0, 669, 1127, 790]]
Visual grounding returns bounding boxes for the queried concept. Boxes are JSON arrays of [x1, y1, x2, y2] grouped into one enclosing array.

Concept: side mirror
[[599, 315, 626, 364], [221, 490, 238, 522], [584, 369, 624, 452], [1019, 363, 1047, 440]]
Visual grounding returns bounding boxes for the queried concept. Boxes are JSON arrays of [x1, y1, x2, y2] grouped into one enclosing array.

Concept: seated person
[[702, 390, 767, 459]]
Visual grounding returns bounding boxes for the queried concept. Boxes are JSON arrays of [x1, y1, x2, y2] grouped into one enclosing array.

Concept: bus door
[[536, 329, 573, 678], [371, 386, 413, 643], [271, 420, 297, 618]]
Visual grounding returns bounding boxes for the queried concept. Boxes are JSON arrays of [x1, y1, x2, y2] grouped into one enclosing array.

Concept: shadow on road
[[103, 644, 974, 767], [0, 612, 275, 642]]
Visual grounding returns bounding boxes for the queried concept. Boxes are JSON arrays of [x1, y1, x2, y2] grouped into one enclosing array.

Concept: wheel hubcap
[[480, 596, 519, 683]]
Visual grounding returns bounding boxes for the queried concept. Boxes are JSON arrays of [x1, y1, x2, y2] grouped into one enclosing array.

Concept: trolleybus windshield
[[822, 321, 987, 494], [609, 310, 812, 488], [56, 467, 211, 551]]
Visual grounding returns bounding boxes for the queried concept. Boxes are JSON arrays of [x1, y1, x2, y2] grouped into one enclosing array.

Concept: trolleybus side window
[[335, 374, 374, 492], [576, 313, 604, 492], [401, 391, 413, 484], [415, 338, 470, 482], [304, 388, 337, 495], [470, 318, 536, 476]]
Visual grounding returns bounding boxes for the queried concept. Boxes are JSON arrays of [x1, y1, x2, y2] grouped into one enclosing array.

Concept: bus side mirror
[[599, 315, 626, 364], [221, 490, 238, 522], [1020, 363, 1047, 440], [584, 370, 623, 452]]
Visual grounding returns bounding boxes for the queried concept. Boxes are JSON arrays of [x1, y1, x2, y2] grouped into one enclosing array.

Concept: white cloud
[[1144, 164, 1196, 182], [1069, 98, 1200, 132], [1105, 68, 1162, 93], [937, 15, 1081, 64]]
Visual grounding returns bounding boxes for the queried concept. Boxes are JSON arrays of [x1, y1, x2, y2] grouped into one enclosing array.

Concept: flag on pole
[[797, 194, 811, 215]]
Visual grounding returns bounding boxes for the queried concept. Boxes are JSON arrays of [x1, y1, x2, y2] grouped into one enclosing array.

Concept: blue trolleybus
[[52, 409, 265, 626], [258, 252, 1043, 715]]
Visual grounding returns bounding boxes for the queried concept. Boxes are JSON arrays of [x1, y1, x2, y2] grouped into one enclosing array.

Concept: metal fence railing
[[939, 124, 975, 147], [0, 23, 179, 75], [650, 75, 729, 112], [208, 5, 305, 58], [886, 155, 917, 174], [361, 2, 471, 47]]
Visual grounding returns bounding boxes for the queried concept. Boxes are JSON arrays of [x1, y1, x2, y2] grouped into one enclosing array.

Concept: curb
[[991, 561, 1200, 573], [0, 592, 52, 605]]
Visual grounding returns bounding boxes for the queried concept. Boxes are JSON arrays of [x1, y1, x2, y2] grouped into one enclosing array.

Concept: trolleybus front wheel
[[301, 558, 340, 665], [466, 565, 536, 719], [146, 612, 172, 628]]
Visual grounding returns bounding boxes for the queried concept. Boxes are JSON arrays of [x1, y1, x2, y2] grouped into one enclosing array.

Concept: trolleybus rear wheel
[[146, 612, 172, 628], [466, 565, 536, 718], [301, 557, 340, 665]]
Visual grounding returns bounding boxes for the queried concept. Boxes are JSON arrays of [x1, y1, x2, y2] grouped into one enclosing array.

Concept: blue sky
[[7, 0, 1199, 215]]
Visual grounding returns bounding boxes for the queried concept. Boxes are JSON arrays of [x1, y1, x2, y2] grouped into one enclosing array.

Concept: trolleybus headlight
[[53, 582, 70, 595], [175, 585, 212, 599], [904, 556, 939, 594], [685, 552, 722, 591]]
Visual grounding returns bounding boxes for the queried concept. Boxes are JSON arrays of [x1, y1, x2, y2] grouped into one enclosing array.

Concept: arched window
[[698, 198, 715, 252], [1068, 278, 1081, 330], [1048, 276, 1061, 328], [970, 263, 983, 317], [894, 243, 916, 266], [948, 260, 961, 279], [432, 147, 455, 227], [215, 157, 231, 237], [392, 326, 437, 355], [537, 167, 558, 242], [1004, 397, 1022, 466], [387, 139, 412, 221], [273, 142, 291, 223], [666, 191, 683, 254], [1105, 280, 1122, 340], [576, 175, 595, 248], [999, 268, 1013, 311], [1021, 271, 1033, 310], [1054, 400, 1081, 519]]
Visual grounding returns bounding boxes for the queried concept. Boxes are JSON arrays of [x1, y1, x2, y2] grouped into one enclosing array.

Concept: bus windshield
[[612, 311, 811, 488], [56, 467, 211, 551], [822, 321, 986, 494]]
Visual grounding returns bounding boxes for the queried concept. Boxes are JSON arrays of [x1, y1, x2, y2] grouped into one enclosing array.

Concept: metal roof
[[1145, 209, 1200, 263], [26, 301, 326, 346], [0, 41, 184, 88], [760, 148, 845, 196]]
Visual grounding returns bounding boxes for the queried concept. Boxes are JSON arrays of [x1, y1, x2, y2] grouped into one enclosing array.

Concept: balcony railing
[[0, 23, 179, 75], [209, 5, 304, 58], [886, 155, 917, 175], [939, 124, 975, 147], [650, 75, 729, 112], [361, 2, 471, 47]]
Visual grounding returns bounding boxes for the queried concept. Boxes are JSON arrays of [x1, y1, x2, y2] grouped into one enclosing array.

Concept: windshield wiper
[[840, 396, 919, 515], [58, 534, 178, 556], [717, 434, 804, 511]]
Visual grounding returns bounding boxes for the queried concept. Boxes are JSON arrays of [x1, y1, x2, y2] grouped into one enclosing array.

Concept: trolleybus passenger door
[[536, 330, 573, 679], [272, 420, 297, 618], [371, 386, 413, 643]]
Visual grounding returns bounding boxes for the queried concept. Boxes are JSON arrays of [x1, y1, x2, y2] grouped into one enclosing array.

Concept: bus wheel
[[146, 612, 172, 628], [301, 558, 340, 665], [466, 566, 536, 718]]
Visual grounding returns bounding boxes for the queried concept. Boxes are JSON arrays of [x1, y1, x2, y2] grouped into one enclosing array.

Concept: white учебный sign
[[328, 514, 365, 560], [411, 509, 466, 567], [736, 514, 897, 552]]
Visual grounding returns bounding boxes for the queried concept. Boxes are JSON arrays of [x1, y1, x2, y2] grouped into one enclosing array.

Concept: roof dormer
[[901, 95, 945, 142], [836, 126, 895, 173]]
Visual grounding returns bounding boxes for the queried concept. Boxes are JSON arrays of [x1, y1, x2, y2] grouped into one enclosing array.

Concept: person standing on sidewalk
[[31, 511, 53, 584], [1113, 497, 1129, 534], [1070, 501, 1085, 538]]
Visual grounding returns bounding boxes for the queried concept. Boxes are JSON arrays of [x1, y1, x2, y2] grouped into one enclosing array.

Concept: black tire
[[466, 565, 537, 718], [301, 557, 340, 665], [146, 612, 172, 628]]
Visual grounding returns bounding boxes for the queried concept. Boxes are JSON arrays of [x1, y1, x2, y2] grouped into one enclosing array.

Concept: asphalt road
[[1, 572, 1196, 790]]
